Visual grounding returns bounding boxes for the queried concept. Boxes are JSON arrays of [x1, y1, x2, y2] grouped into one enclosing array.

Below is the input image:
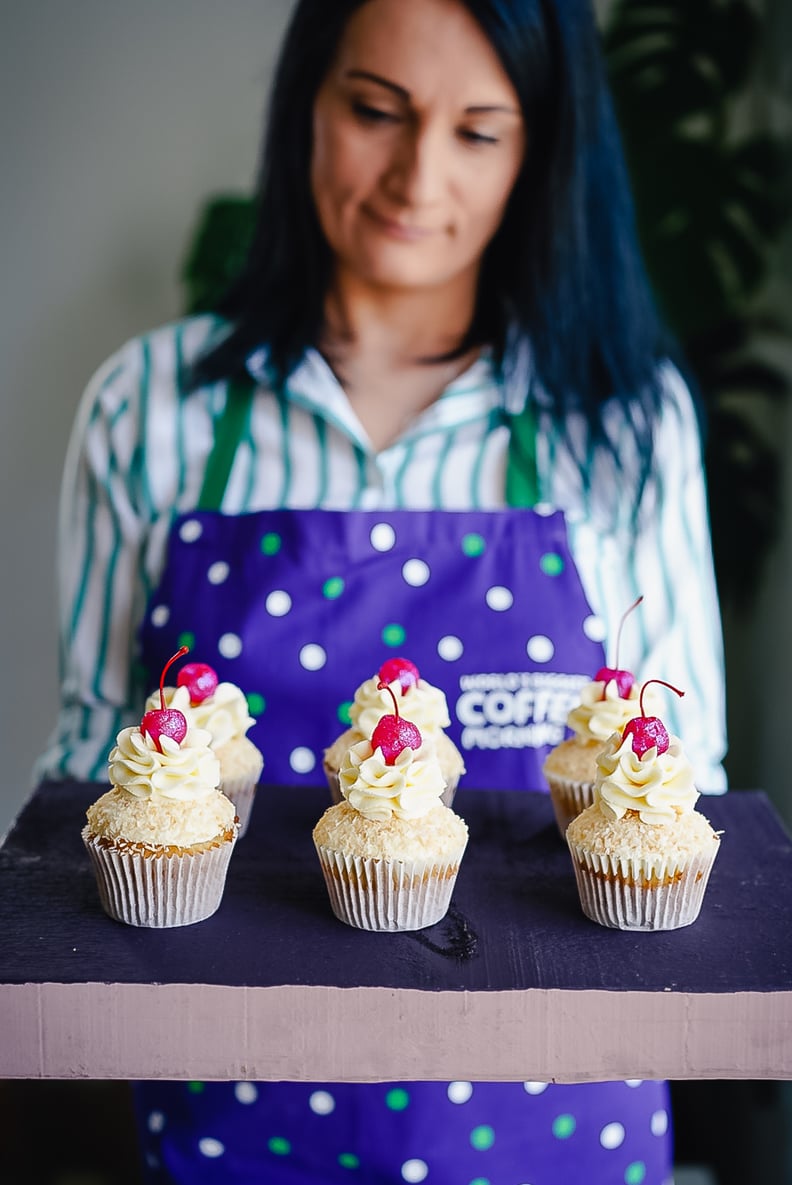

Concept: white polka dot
[[179, 519, 203, 543], [486, 585, 514, 611], [437, 635, 464, 661], [218, 632, 243, 659], [309, 1090, 336, 1115], [290, 747, 316, 774], [401, 1159, 428, 1183], [527, 634, 554, 663], [370, 522, 396, 552], [147, 1111, 165, 1133], [447, 1081, 473, 1104], [402, 558, 430, 587], [583, 614, 607, 643], [624, 1079, 643, 1088], [266, 590, 292, 617], [534, 501, 554, 516], [523, 1081, 549, 1095], [300, 643, 327, 671], [151, 605, 170, 628], [234, 1083, 258, 1104], [600, 1121, 625, 1149], [199, 1138, 225, 1158], [207, 561, 230, 585], [651, 1109, 669, 1137]]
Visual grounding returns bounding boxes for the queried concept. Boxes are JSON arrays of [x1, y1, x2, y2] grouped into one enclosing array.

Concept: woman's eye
[[352, 101, 399, 125], [459, 128, 499, 146]]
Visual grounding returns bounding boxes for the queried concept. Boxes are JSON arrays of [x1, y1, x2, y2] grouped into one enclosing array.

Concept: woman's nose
[[383, 122, 446, 208]]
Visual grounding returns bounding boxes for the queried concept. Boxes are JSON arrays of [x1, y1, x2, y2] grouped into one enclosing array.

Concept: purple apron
[[134, 381, 672, 1184]]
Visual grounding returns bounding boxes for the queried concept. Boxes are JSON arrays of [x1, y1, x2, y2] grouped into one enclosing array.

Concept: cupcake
[[323, 657, 465, 807], [83, 649, 238, 927], [145, 659, 263, 836], [565, 680, 721, 931], [542, 595, 655, 835], [314, 687, 469, 932]]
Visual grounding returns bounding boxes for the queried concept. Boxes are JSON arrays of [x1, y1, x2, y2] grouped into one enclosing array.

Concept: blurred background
[[0, 0, 790, 1182]]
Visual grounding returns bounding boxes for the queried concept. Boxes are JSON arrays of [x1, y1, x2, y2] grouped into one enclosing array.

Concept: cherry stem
[[639, 678, 684, 718], [159, 646, 190, 710], [377, 680, 400, 719], [613, 594, 643, 669]]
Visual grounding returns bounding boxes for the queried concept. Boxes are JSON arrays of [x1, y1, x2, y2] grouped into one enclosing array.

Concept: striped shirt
[[38, 313, 727, 790]]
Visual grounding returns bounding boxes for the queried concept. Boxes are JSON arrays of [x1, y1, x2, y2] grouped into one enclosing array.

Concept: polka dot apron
[[134, 382, 672, 1184]]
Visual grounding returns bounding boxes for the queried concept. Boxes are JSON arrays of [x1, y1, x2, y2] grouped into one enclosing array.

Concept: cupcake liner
[[545, 774, 595, 837], [314, 843, 465, 932], [566, 840, 719, 931], [217, 740, 264, 838], [219, 772, 258, 837], [82, 826, 238, 928]]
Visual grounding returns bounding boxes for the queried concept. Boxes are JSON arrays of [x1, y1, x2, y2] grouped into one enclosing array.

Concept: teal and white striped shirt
[[38, 313, 727, 790]]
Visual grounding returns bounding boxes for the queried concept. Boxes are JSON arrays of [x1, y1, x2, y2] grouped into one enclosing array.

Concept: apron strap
[[504, 399, 539, 509], [197, 379, 255, 511]]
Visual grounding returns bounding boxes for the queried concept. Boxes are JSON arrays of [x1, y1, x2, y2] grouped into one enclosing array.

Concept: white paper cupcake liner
[[219, 772, 258, 838], [545, 774, 595, 837], [82, 826, 238, 928], [566, 840, 719, 931], [314, 843, 465, 931]]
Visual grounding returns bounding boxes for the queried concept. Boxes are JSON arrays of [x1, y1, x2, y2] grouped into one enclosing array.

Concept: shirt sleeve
[[546, 363, 728, 793], [34, 340, 151, 784]]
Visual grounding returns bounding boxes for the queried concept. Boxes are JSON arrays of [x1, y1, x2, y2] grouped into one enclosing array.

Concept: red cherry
[[622, 679, 685, 758], [370, 681, 422, 765], [596, 595, 643, 699], [177, 661, 219, 705], [141, 646, 189, 753], [378, 657, 420, 693]]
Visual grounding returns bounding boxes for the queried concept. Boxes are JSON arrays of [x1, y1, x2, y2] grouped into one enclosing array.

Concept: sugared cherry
[[177, 661, 219, 705], [141, 646, 190, 753], [595, 595, 643, 699], [622, 678, 685, 758], [378, 657, 420, 693], [370, 681, 422, 765]]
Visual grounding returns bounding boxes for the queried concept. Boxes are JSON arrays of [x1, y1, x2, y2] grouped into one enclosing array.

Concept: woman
[[40, 0, 727, 1181]]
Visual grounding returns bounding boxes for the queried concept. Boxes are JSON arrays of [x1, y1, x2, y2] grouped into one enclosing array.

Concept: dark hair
[[193, 0, 669, 451]]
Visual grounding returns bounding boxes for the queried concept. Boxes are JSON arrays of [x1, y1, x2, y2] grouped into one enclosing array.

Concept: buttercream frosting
[[568, 680, 660, 744], [349, 675, 451, 739], [594, 729, 698, 825], [146, 683, 255, 749], [339, 739, 446, 823], [109, 725, 220, 802]]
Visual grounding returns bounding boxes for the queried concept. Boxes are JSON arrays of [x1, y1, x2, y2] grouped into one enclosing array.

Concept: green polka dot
[[552, 1113, 576, 1139], [470, 1125, 495, 1151], [540, 552, 565, 576], [323, 577, 345, 599], [177, 631, 195, 651], [385, 1088, 410, 1111], [260, 532, 282, 555], [337, 700, 353, 726], [247, 693, 265, 716], [338, 1153, 360, 1169], [186, 1081, 204, 1093], [625, 1163, 646, 1185], [268, 1137, 291, 1156], [462, 533, 486, 557], [470, 1179, 491, 1185], [382, 623, 406, 647]]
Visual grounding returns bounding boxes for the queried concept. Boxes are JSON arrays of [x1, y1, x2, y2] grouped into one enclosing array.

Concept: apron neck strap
[[197, 378, 255, 511], [505, 399, 539, 509]]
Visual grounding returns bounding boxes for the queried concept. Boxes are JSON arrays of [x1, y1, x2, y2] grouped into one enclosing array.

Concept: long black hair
[[193, 0, 670, 449]]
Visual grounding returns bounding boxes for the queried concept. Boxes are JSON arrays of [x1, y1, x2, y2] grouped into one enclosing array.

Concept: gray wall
[[1, 1, 790, 836]]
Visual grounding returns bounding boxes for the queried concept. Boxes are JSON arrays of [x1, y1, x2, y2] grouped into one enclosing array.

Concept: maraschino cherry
[[622, 679, 685, 758], [594, 595, 644, 699], [177, 661, 219, 705], [141, 646, 190, 753], [378, 656, 420, 693], [371, 682, 422, 765]]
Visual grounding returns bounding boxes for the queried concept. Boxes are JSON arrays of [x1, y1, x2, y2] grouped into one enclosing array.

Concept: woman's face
[[311, 0, 526, 295]]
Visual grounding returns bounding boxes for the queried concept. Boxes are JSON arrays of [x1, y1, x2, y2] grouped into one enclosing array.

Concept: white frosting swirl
[[145, 683, 255, 749], [349, 675, 451, 738], [339, 739, 446, 822], [109, 725, 220, 802], [567, 680, 660, 743], [594, 729, 699, 825]]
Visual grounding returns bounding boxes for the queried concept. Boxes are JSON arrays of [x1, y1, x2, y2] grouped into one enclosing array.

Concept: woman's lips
[[363, 206, 438, 241]]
